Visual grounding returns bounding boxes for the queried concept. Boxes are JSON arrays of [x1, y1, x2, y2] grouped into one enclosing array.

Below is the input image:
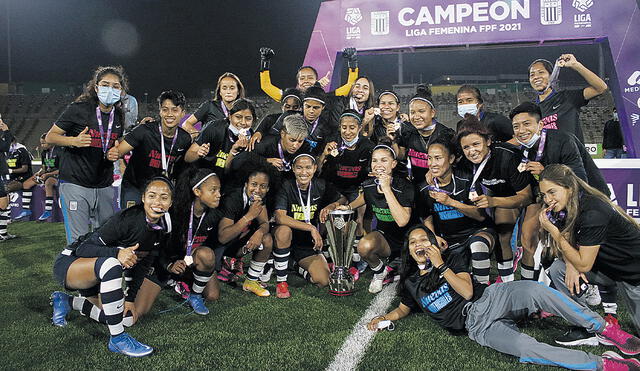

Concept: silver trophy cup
[[325, 209, 358, 296]]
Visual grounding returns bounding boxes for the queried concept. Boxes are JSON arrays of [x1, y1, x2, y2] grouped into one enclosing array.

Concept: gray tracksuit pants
[[465, 281, 605, 370], [59, 182, 115, 244], [549, 259, 640, 336]]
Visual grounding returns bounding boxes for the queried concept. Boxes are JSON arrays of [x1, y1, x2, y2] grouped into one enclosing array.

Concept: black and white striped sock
[[247, 260, 266, 281], [45, 197, 54, 211], [520, 263, 535, 280], [469, 235, 491, 284], [274, 248, 290, 283], [93, 257, 124, 336], [192, 268, 213, 294], [371, 261, 386, 279], [298, 266, 312, 282], [22, 191, 32, 209], [497, 260, 514, 282], [0, 207, 10, 237]]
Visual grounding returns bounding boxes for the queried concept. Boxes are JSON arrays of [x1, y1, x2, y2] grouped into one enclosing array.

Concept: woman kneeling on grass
[[368, 225, 640, 370], [50, 177, 173, 357]]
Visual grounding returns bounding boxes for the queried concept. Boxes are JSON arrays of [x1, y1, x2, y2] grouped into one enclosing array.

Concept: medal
[[373, 108, 381, 116], [184, 255, 194, 266], [517, 161, 528, 173], [469, 190, 479, 200], [330, 148, 339, 157]]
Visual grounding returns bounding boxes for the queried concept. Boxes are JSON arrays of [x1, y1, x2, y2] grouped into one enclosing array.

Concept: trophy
[[325, 209, 358, 296]]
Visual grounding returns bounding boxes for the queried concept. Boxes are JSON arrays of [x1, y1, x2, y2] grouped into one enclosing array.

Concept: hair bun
[[416, 84, 432, 98]]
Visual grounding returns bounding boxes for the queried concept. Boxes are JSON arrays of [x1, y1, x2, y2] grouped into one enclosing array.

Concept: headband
[[192, 173, 218, 191], [373, 144, 397, 159], [303, 97, 325, 105], [378, 91, 399, 103], [292, 153, 316, 165], [340, 112, 362, 123], [409, 97, 435, 109], [282, 94, 302, 103]]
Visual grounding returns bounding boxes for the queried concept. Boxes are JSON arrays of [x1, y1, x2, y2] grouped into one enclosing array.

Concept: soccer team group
[[5, 47, 640, 369]]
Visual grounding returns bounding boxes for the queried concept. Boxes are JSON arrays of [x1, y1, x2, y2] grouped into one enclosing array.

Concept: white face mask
[[457, 103, 479, 118], [517, 132, 541, 148], [342, 136, 359, 147], [613, 112, 619, 121], [97, 86, 122, 106]]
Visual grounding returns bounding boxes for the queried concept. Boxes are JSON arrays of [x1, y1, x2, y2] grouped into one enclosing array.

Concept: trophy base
[[328, 267, 355, 296], [329, 289, 354, 296]]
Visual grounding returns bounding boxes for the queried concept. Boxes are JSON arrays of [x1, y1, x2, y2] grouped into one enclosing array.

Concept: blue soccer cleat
[[108, 333, 153, 357], [50, 291, 71, 327], [15, 210, 32, 221], [38, 211, 52, 221], [187, 293, 209, 315]]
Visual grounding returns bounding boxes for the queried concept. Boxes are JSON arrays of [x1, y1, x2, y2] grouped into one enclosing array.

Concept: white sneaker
[[368, 268, 388, 294], [585, 285, 602, 306]]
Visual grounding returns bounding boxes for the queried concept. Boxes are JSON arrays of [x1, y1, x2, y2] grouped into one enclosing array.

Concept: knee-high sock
[[247, 260, 266, 281], [494, 239, 514, 282], [598, 283, 618, 315], [93, 257, 125, 336], [298, 266, 313, 283], [45, 197, 54, 211], [274, 248, 290, 283], [22, 191, 32, 209], [521, 264, 535, 281], [371, 261, 386, 279], [192, 268, 214, 294], [0, 207, 9, 236], [469, 235, 491, 284]]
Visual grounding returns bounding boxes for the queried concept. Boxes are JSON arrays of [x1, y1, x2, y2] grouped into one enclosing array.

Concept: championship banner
[[304, 0, 640, 157], [596, 159, 640, 220]]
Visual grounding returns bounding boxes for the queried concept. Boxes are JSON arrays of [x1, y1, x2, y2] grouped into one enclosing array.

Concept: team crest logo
[[344, 8, 363, 26], [572, 0, 593, 12], [333, 216, 346, 230], [371, 11, 390, 35], [540, 0, 562, 25]]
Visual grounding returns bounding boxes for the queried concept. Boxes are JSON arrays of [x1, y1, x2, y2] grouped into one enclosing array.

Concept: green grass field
[[1, 222, 634, 370]]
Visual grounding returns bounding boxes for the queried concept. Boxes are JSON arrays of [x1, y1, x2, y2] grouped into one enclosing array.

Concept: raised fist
[[343, 47, 358, 69], [260, 47, 275, 71]]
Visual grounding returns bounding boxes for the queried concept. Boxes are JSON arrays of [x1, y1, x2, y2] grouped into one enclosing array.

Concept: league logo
[[572, 0, 594, 12], [540, 0, 563, 25], [628, 71, 640, 86], [344, 8, 363, 26], [631, 113, 639, 126], [371, 11, 390, 36]]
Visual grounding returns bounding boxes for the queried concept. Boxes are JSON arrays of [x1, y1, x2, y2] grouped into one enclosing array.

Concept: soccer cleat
[[355, 260, 368, 273], [555, 327, 599, 346], [260, 260, 274, 283], [276, 282, 290, 299], [586, 285, 602, 306], [14, 209, 32, 220], [513, 246, 523, 272], [243, 279, 270, 297], [50, 291, 72, 327], [173, 281, 190, 300], [187, 293, 209, 315], [602, 351, 640, 371], [349, 266, 360, 282], [368, 268, 388, 294], [598, 322, 640, 355], [605, 314, 620, 328], [108, 333, 154, 357], [0, 233, 18, 241], [38, 210, 52, 221]]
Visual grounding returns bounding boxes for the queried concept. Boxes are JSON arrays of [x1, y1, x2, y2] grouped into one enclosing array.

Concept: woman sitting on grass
[[368, 225, 640, 371], [50, 177, 173, 357]]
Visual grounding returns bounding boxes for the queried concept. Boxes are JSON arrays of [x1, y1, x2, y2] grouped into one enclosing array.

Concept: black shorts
[[377, 230, 404, 259], [52, 253, 100, 297], [292, 246, 321, 262], [337, 187, 361, 203]]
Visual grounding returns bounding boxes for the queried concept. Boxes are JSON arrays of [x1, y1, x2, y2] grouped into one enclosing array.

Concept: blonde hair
[[539, 164, 637, 258]]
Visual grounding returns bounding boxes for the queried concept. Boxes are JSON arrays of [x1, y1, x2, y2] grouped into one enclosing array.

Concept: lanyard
[[186, 203, 206, 256], [522, 129, 547, 162], [296, 182, 312, 224], [308, 118, 320, 137], [95, 107, 115, 154], [470, 152, 491, 192], [427, 176, 452, 195], [158, 124, 178, 174], [221, 101, 229, 117], [349, 97, 364, 115], [278, 143, 291, 171]]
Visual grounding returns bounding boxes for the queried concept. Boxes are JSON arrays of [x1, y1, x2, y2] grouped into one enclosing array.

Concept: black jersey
[[602, 119, 624, 149], [6, 145, 33, 182], [165, 207, 222, 265], [460, 143, 531, 198], [399, 122, 455, 184], [321, 136, 374, 192], [54, 101, 124, 188], [275, 178, 341, 225], [40, 147, 61, 173], [537, 89, 588, 143], [195, 118, 249, 175], [193, 100, 227, 129], [575, 195, 640, 285], [362, 176, 414, 247], [66, 205, 168, 301], [0, 131, 12, 176], [122, 121, 192, 189], [255, 112, 281, 136], [400, 253, 485, 332], [219, 188, 263, 242], [253, 135, 309, 176], [417, 172, 485, 245], [369, 116, 412, 145]]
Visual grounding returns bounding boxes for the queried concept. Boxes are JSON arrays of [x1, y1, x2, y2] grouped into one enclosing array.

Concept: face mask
[[97, 86, 122, 106], [517, 132, 541, 148], [457, 103, 479, 118], [229, 124, 250, 137], [423, 120, 436, 131], [342, 136, 359, 147], [613, 112, 619, 121]]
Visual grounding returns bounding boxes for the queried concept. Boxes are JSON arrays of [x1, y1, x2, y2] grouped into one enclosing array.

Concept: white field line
[[326, 282, 398, 371]]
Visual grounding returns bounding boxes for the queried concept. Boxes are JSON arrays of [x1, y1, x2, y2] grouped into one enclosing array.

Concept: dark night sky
[[0, 0, 602, 98]]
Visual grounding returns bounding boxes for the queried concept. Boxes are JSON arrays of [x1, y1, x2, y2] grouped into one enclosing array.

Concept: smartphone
[[575, 277, 589, 297]]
